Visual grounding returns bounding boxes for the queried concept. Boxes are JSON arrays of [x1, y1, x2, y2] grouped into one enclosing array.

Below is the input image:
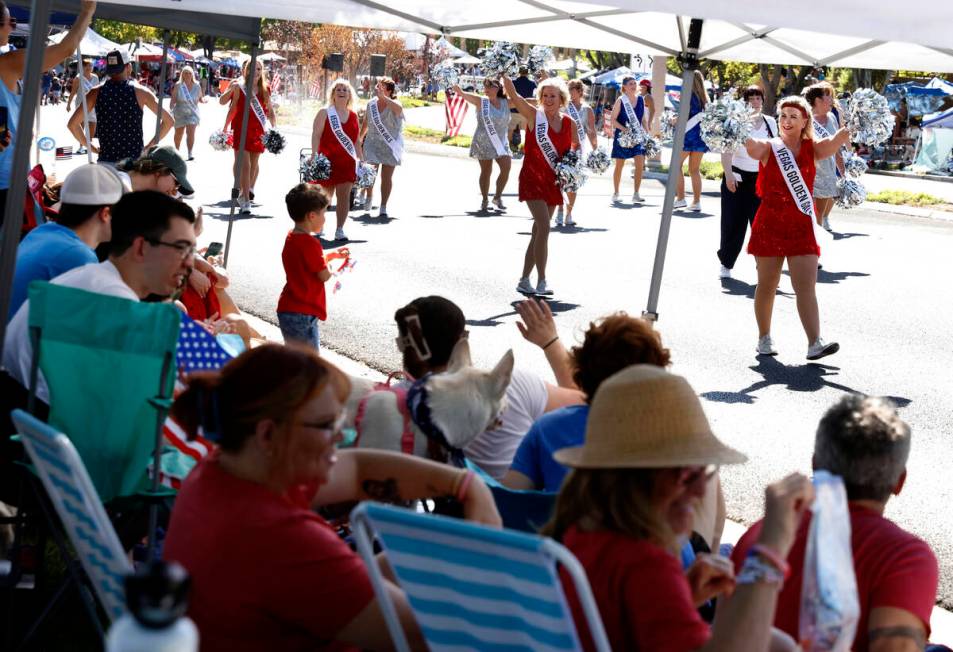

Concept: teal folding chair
[[11, 409, 132, 647], [465, 459, 557, 533], [26, 282, 181, 558], [350, 501, 611, 652]]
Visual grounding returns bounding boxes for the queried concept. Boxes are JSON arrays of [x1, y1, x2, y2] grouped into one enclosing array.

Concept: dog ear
[[447, 338, 472, 373], [488, 349, 515, 397]]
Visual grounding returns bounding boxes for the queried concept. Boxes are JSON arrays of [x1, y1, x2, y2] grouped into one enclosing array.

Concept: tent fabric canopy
[[47, 26, 120, 56]]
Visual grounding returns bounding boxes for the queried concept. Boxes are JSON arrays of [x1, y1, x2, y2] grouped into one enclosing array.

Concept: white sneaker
[[807, 337, 839, 360], [492, 197, 506, 211], [565, 215, 576, 227], [555, 211, 564, 227], [378, 207, 388, 218], [688, 201, 702, 212], [516, 277, 535, 295], [239, 199, 252, 215], [611, 193, 620, 204], [631, 192, 644, 203], [756, 335, 778, 356], [334, 228, 348, 241], [673, 198, 687, 209], [535, 279, 554, 296], [822, 218, 833, 232], [719, 265, 732, 279]]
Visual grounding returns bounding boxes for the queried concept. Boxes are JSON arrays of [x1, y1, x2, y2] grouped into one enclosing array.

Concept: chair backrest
[[350, 501, 611, 652], [12, 409, 132, 623], [28, 282, 181, 502], [465, 459, 557, 533]]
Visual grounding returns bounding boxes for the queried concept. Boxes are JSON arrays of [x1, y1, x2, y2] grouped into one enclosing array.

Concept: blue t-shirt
[[9, 222, 97, 320], [509, 404, 589, 492]]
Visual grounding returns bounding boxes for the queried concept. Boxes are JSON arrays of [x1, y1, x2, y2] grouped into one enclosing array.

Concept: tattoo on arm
[[868, 626, 926, 649], [362, 478, 402, 503]]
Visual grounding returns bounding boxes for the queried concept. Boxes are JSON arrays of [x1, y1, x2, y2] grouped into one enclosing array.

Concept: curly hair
[[570, 313, 671, 402]]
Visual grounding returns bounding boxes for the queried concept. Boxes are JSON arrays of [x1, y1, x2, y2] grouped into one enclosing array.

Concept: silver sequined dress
[[469, 97, 511, 160], [363, 99, 404, 166]]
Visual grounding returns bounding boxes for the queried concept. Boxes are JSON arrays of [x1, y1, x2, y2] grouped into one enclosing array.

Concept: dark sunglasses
[[4, 17, 16, 28]]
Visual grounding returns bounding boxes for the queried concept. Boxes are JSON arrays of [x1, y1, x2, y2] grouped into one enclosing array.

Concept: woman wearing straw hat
[[544, 364, 813, 652]]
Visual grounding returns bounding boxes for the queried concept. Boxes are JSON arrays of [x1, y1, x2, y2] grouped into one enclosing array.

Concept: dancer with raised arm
[[562, 79, 597, 226], [503, 75, 578, 297], [359, 77, 403, 219], [312, 80, 361, 241], [744, 95, 850, 360], [453, 79, 512, 213], [804, 81, 844, 232]]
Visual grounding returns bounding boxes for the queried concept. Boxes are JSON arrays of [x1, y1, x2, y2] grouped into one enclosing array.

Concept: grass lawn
[[866, 189, 949, 208], [403, 124, 472, 149]]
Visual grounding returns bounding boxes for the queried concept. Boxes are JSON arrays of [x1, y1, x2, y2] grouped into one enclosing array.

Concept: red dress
[[229, 87, 268, 154], [519, 114, 573, 206], [748, 139, 821, 257], [318, 110, 359, 186]]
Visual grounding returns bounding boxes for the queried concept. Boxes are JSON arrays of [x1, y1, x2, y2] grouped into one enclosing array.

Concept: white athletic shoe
[[535, 279, 554, 296], [239, 199, 252, 215], [673, 198, 688, 209], [631, 192, 644, 203], [611, 193, 620, 204], [719, 265, 732, 279], [334, 228, 348, 242], [378, 207, 388, 218], [822, 217, 833, 232], [688, 201, 702, 212], [493, 197, 507, 211], [516, 277, 535, 295], [565, 215, 576, 227], [807, 337, 840, 360], [555, 209, 564, 226], [756, 335, 778, 356]]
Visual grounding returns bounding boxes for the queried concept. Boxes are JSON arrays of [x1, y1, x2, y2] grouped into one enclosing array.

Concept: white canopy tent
[[47, 26, 120, 56]]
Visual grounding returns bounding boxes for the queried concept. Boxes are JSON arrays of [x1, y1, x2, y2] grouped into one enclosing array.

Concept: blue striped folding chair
[[350, 502, 611, 652], [465, 459, 556, 533], [11, 409, 131, 630]]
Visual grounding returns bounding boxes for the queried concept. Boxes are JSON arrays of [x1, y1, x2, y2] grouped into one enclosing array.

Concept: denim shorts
[[277, 312, 320, 350]]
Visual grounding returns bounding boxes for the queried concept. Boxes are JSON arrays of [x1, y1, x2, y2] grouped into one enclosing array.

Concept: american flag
[[445, 92, 469, 137], [309, 78, 321, 98], [55, 146, 72, 160], [155, 315, 234, 489]]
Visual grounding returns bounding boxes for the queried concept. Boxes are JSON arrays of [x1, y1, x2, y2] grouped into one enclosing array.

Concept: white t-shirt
[[731, 115, 778, 173], [2, 261, 139, 402], [465, 368, 549, 480]]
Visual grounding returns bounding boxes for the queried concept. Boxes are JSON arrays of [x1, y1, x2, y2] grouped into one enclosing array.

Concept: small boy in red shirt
[[277, 183, 332, 350]]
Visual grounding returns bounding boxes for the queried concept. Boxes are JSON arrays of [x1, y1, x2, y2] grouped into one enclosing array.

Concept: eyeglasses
[[296, 413, 347, 437], [145, 238, 196, 260], [677, 464, 719, 487]]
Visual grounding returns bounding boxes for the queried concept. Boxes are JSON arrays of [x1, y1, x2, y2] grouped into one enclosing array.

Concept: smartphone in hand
[[205, 241, 224, 259]]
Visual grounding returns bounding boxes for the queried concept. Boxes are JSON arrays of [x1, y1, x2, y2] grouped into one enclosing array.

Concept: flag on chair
[[55, 146, 72, 160], [445, 93, 469, 137]]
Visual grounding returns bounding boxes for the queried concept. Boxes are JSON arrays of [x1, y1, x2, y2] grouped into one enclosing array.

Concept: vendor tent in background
[[47, 26, 119, 55], [915, 107, 953, 174]]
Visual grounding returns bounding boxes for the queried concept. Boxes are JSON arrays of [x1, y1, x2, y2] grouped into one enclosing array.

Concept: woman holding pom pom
[[359, 77, 404, 219], [562, 79, 598, 226], [804, 82, 845, 232], [220, 60, 276, 214], [312, 80, 361, 242], [453, 78, 512, 213], [675, 70, 709, 212], [744, 95, 850, 360], [503, 74, 578, 297], [609, 76, 649, 205]]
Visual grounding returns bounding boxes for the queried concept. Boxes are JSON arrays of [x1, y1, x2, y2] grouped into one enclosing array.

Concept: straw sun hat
[[554, 364, 748, 469]]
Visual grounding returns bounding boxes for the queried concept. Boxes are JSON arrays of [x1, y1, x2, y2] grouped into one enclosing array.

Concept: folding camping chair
[[465, 459, 556, 533], [11, 409, 132, 646], [350, 502, 611, 652]]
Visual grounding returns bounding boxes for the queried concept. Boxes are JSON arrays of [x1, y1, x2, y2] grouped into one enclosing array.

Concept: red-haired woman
[[744, 95, 850, 360], [164, 344, 500, 651]]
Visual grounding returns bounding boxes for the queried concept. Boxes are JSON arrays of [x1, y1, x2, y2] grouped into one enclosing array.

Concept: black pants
[[717, 168, 760, 269]]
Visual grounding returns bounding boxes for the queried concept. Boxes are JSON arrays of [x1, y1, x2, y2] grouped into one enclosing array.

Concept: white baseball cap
[[59, 164, 125, 206]]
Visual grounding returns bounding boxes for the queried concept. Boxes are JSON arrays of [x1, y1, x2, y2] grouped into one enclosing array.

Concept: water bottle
[[105, 560, 198, 652]]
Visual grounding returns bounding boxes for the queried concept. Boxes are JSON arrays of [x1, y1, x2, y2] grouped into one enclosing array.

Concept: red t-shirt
[[731, 504, 938, 652], [164, 454, 374, 652], [562, 526, 710, 652], [277, 231, 328, 319]]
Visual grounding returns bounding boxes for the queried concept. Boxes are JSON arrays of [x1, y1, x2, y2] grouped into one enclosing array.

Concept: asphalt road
[[40, 101, 953, 605]]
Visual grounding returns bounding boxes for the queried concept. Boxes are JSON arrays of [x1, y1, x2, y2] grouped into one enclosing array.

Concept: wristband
[[737, 554, 785, 586], [542, 336, 559, 350], [751, 544, 791, 579], [455, 470, 474, 502]]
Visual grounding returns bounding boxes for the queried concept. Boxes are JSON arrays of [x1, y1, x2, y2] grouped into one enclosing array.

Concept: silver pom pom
[[843, 153, 868, 179], [478, 42, 521, 79], [835, 178, 867, 209], [209, 129, 231, 152], [526, 46, 553, 75], [432, 60, 459, 90], [585, 147, 611, 174], [261, 128, 286, 155], [356, 162, 378, 189], [699, 97, 753, 153], [643, 137, 661, 159], [300, 152, 331, 183], [661, 110, 677, 142], [845, 89, 895, 147], [555, 150, 587, 192], [617, 126, 645, 149]]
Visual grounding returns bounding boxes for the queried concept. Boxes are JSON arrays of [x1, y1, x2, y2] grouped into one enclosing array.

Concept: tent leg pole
[[76, 46, 93, 164], [0, 0, 52, 359], [223, 43, 260, 269], [643, 18, 704, 324], [153, 30, 171, 145]]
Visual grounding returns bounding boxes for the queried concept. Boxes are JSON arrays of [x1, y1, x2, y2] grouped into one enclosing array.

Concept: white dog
[[349, 339, 514, 462]]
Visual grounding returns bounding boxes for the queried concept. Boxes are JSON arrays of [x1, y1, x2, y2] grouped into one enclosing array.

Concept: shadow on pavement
[[720, 278, 793, 300], [466, 299, 581, 327], [831, 231, 869, 241], [205, 211, 275, 222], [352, 213, 396, 225], [554, 225, 608, 233], [701, 357, 910, 406], [318, 238, 367, 249], [781, 269, 871, 284]]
